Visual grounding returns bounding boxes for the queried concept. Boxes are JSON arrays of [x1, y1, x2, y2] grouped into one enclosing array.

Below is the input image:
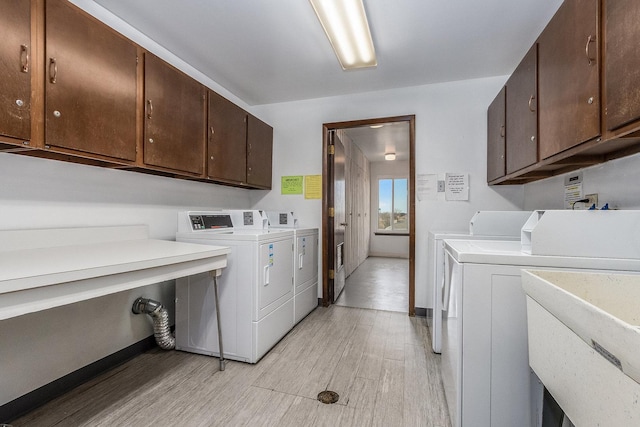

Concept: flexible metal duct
[[132, 297, 175, 350]]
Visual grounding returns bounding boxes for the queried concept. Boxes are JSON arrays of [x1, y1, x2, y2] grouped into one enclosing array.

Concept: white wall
[[369, 160, 410, 258], [0, 154, 251, 406], [251, 76, 525, 309], [523, 151, 640, 210]]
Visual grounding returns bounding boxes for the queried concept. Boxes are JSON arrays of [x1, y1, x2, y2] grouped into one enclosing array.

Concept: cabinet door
[[487, 87, 506, 182], [604, 0, 640, 131], [538, 0, 600, 159], [144, 53, 206, 175], [45, 0, 137, 161], [0, 0, 31, 142], [247, 114, 273, 189], [506, 45, 537, 174], [208, 91, 247, 183]]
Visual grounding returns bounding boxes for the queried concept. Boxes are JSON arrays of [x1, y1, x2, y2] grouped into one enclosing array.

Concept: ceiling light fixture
[[385, 152, 396, 161], [309, 0, 377, 70], [369, 124, 384, 129]]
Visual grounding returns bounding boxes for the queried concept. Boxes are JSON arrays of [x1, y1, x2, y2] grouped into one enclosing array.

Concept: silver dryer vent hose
[[132, 297, 175, 350]]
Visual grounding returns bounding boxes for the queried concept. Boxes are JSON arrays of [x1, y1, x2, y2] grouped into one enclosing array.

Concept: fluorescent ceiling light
[[309, 0, 377, 70], [385, 152, 396, 161]]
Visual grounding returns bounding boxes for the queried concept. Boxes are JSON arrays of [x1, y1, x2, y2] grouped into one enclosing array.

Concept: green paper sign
[[281, 175, 303, 195]]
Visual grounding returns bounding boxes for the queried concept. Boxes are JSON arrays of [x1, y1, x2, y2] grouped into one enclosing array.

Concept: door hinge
[[329, 269, 335, 279], [328, 207, 335, 217], [328, 145, 335, 155]]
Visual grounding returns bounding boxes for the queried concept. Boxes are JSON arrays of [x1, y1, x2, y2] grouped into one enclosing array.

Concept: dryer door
[[257, 238, 294, 320]]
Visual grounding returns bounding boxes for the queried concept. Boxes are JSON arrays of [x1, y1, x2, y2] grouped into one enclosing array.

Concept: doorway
[[322, 115, 416, 316]]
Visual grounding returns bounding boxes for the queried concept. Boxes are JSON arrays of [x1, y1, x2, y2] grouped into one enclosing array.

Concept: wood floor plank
[[372, 358, 405, 427], [383, 312, 407, 361], [356, 310, 390, 380], [278, 396, 325, 426], [404, 343, 451, 427], [326, 322, 373, 405]]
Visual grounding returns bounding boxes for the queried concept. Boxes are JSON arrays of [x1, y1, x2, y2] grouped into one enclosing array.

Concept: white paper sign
[[416, 174, 438, 201], [564, 172, 584, 209], [445, 173, 469, 201]]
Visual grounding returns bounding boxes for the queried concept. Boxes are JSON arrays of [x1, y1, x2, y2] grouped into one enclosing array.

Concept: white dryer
[[175, 211, 294, 363], [428, 210, 531, 353], [267, 211, 319, 324]]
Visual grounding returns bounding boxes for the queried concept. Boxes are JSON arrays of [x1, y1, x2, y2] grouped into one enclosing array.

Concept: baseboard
[[414, 307, 430, 318], [1, 335, 157, 423]]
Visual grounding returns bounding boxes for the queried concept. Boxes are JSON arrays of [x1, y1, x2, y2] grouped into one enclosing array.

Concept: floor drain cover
[[317, 390, 339, 404]]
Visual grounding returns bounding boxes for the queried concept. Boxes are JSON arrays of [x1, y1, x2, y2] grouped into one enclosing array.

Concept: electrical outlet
[[585, 193, 598, 208]]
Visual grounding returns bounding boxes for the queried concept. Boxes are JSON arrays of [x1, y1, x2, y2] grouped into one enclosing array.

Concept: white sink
[[522, 270, 640, 425]]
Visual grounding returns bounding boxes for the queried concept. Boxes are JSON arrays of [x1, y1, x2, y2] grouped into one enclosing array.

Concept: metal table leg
[[211, 270, 225, 371]]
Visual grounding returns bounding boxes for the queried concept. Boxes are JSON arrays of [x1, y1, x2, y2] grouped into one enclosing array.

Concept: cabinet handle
[[585, 35, 596, 66], [500, 125, 505, 138], [528, 95, 536, 112], [147, 100, 153, 119], [49, 58, 57, 84], [20, 44, 29, 73]]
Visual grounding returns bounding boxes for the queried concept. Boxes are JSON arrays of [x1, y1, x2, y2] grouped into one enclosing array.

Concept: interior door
[[333, 132, 346, 302]]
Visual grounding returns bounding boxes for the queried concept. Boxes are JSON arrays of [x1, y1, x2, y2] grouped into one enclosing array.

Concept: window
[[377, 177, 408, 232]]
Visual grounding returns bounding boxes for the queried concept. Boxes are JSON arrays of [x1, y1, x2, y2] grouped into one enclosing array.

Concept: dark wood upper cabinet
[[604, 0, 640, 132], [144, 53, 206, 176], [208, 91, 247, 184], [45, 0, 137, 161], [247, 114, 273, 189], [0, 0, 31, 142], [506, 45, 538, 174], [538, 0, 600, 160], [487, 87, 506, 182]]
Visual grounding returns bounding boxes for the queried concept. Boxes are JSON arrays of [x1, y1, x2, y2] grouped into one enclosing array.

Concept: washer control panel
[[189, 214, 233, 230]]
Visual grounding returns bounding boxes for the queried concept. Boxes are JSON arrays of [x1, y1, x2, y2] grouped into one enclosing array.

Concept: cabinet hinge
[[329, 269, 335, 279], [328, 145, 335, 155], [328, 207, 335, 217], [136, 55, 139, 65]]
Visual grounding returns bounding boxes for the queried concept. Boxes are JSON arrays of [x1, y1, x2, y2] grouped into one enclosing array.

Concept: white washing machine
[[428, 210, 531, 353], [267, 211, 319, 324], [440, 210, 640, 427], [175, 210, 294, 363]]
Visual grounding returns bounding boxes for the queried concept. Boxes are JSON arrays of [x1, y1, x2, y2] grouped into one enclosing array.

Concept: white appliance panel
[[293, 229, 319, 324], [296, 234, 316, 287], [295, 281, 318, 324], [257, 239, 294, 319]]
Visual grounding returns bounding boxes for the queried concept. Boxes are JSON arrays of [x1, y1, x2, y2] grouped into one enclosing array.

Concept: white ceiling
[[92, 0, 563, 106], [343, 122, 410, 163]]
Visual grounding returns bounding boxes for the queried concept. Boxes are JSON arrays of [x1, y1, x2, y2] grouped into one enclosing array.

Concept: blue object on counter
[[601, 203, 609, 210], [588, 204, 597, 210]]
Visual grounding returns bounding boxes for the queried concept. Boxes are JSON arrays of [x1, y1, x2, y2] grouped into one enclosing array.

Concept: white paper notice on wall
[[445, 173, 469, 201], [416, 174, 438, 201], [564, 171, 584, 209]]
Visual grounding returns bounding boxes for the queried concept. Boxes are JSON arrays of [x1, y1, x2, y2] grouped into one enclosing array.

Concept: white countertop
[[444, 239, 640, 271], [0, 226, 230, 320]]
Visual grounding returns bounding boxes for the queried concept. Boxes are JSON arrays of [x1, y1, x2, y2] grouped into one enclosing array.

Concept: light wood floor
[[13, 306, 450, 427]]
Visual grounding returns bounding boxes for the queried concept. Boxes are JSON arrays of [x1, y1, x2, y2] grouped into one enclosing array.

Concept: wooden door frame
[[322, 115, 416, 316]]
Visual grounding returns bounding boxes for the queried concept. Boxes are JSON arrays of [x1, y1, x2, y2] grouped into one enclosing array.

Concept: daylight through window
[[378, 178, 408, 231]]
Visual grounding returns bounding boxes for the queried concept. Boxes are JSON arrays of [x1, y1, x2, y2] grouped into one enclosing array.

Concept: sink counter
[[522, 269, 640, 425]]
